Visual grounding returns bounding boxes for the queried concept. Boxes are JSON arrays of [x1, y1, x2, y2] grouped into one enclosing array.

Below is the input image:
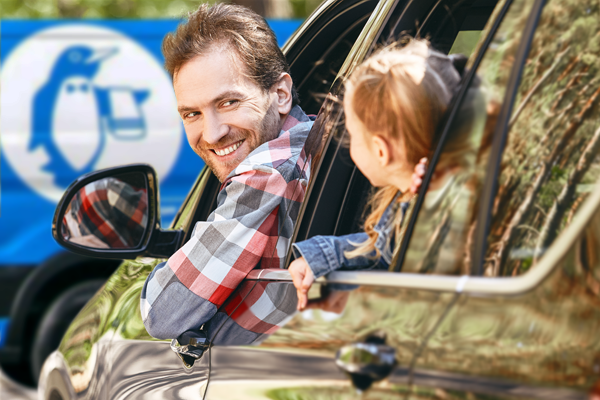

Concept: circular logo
[[1, 24, 182, 202]]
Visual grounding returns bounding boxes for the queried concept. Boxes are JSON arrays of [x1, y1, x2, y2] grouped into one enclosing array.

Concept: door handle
[[335, 342, 397, 391], [170, 331, 209, 368]]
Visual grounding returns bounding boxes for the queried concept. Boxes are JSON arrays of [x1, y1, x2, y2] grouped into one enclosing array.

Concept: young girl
[[289, 39, 475, 311]]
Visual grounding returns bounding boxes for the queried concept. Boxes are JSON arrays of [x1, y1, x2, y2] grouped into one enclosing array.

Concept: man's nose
[[202, 111, 229, 145]]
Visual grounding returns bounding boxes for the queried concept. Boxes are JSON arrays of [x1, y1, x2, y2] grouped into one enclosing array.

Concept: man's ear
[[372, 135, 393, 167], [273, 73, 293, 115]]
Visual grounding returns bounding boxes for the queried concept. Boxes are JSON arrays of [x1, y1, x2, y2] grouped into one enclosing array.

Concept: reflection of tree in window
[[484, 0, 600, 276], [400, 0, 531, 276]]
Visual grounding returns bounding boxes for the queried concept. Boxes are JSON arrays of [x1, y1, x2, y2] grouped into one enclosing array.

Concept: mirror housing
[[52, 164, 184, 259]]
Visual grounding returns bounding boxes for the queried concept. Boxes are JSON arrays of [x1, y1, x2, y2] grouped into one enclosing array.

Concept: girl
[[289, 39, 477, 311]]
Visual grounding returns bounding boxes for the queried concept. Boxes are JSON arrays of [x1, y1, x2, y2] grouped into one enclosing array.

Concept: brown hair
[[162, 3, 299, 105], [345, 39, 470, 259]]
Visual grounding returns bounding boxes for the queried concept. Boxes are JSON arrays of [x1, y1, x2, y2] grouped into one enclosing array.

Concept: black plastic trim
[[146, 229, 185, 259]]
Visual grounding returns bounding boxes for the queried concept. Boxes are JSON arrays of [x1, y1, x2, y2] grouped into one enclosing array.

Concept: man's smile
[[211, 139, 245, 157]]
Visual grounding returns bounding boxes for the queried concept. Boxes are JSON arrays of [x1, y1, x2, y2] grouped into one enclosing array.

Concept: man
[[140, 3, 314, 340]]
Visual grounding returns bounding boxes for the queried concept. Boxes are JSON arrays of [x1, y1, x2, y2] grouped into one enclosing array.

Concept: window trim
[[250, 173, 600, 296]]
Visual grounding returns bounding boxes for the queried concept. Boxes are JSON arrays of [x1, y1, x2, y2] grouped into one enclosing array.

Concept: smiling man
[[140, 3, 314, 340]]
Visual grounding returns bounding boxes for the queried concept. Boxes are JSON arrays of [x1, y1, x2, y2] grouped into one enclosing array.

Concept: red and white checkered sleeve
[[141, 165, 302, 339]]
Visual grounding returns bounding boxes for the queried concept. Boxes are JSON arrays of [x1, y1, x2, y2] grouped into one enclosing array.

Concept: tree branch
[[535, 124, 600, 260], [491, 85, 600, 275], [509, 46, 570, 128]]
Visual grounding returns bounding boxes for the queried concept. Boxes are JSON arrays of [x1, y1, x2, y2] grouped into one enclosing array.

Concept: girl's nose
[[202, 111, 229, 145]]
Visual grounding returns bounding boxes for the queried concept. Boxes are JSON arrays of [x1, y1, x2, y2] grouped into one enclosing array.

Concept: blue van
[[0, 19, 301, 385]]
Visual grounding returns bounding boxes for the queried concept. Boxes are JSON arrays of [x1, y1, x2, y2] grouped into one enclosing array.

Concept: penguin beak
[[85, 48, 118, 65]]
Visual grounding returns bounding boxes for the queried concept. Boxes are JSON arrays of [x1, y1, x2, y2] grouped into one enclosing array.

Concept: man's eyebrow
[[211, 90, 245, 104], [177, 105, 197, 114], [177, 91, 246, 114]]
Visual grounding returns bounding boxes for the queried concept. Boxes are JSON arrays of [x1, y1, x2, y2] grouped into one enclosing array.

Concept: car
[[38, 0, 600, 397]]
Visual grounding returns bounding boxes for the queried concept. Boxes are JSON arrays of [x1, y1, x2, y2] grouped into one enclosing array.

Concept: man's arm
[[141, 166, 302, 340]]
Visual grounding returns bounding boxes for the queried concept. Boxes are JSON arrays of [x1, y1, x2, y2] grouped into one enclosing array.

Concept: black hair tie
[[449, 53, 468, 77]]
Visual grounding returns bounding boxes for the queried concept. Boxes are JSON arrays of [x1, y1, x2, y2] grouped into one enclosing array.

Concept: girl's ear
[[372, 135, 393, 167], [273, 73, 293, 115]]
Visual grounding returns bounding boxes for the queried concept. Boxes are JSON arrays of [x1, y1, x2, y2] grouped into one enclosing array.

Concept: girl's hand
[[410, 157, 428, 194], [289, 257, 315, 311]]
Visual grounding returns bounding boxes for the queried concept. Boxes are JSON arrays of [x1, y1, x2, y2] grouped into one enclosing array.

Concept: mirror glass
[[61, 172, 149, 250]]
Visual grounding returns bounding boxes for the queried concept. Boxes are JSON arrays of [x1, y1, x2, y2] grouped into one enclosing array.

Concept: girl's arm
[[290, 232, 378, 310], [290, 157, 429, 310]]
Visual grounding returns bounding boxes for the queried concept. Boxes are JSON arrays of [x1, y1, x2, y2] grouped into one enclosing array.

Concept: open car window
[[291, 0, 501, 251], [205, 0, 380, 344], [297, 0, 501, 255]]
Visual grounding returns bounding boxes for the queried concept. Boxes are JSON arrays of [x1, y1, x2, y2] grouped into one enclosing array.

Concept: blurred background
[[0, 0, 314, 394], [2, 0, 321, 19]]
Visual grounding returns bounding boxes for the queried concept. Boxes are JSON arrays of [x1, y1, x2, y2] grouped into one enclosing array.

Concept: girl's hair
[[344, 39, 471, 260]]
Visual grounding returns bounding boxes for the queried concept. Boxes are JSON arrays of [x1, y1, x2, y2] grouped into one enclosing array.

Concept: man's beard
[[202, 103, 281, 182]]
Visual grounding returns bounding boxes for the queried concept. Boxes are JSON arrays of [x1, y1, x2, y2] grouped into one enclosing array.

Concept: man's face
[[174, 45, 282, 181]]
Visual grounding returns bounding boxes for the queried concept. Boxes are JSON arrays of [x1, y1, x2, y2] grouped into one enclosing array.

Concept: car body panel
[[205, 183, 600, 398]]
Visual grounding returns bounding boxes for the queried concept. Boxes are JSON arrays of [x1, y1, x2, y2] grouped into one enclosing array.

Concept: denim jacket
[[292, 193, 410, 280]]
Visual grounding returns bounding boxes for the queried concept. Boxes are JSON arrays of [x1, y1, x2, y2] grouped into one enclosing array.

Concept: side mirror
[[52, 164, 184, 259]]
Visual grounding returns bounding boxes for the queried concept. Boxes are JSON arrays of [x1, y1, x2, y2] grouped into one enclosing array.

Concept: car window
[[333, 22, 496, 239], [206, 0, 379, 342], [290, 0, 379, 115], [481, 0, 600, 276], [397, 0, 538, 275], [267, 2, 379, 265], [294, 0, 501, 247]]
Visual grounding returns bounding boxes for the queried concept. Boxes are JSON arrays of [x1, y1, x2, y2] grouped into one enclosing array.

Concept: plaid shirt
[[204, 278, 298, 345], [141, 106, 314, 340], [64, 177, 148, 248]]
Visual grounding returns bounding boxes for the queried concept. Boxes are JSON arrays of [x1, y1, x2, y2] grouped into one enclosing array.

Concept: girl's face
[[344, 89, 414, 190], [344, 91, 390, 188]]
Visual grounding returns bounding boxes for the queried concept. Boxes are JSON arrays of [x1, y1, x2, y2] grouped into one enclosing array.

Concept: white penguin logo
[[53, 76, 102, 171], [1, 24, 182, 202]]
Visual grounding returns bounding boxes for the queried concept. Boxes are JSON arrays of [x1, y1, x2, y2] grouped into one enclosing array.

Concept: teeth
[[215, 141, 242, 156]]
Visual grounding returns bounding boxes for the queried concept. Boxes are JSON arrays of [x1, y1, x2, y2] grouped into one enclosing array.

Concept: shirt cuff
[[292, 236, 340, 279]]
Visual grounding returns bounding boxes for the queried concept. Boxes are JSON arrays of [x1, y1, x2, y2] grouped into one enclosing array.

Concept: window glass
[[399, 0, 537, 274], [449, 30, 482, 58], [482, 0, 600, 276]]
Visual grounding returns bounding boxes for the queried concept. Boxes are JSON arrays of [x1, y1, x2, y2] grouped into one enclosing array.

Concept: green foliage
[[449, 30, 483, 58], [482, 0, 600, 275], [265, 385, 522, 399], [288, 0, 322, 18], [0, 0, 314, 18]]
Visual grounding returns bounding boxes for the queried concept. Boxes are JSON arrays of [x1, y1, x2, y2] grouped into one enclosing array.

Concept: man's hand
[[289, 257, 315, 311], [410, 157, 428, 194]]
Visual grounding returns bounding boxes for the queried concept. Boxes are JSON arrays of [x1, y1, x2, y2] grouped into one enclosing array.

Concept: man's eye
[[184, 112, 200, 119], [222, 100, 239, 107]]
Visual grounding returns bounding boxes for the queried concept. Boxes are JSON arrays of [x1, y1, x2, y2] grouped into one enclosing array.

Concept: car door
[[201, 0, 512, 398]]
